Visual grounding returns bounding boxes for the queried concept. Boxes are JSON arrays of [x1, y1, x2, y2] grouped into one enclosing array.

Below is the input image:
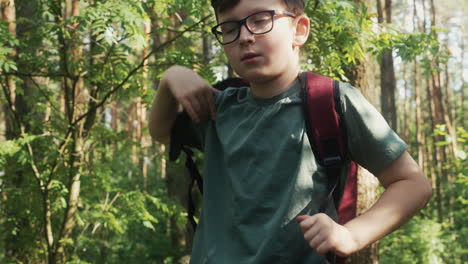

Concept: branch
[[91, 192, 121, 234], [27, 76, 61, 114], [47, 132, 73, 188], [1, 76, 54, 253], [6, 71, 67, 78], [70, 76, 80, 121], [0, 76, 22, 132], [24, 138, 46, 190]]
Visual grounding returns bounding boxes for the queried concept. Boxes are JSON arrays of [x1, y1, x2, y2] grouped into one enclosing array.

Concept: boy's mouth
[[241, 52, 260, 62]]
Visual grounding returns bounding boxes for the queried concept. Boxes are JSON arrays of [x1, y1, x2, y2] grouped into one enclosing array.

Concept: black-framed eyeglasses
[[211, 10, 296, 45]]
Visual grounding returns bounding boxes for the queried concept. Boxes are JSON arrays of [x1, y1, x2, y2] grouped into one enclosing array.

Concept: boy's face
[[217, 0, 303, 83]]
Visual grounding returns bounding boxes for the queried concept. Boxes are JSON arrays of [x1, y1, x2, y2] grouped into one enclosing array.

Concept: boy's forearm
[[344, 154, 431, 252], [149, 71, 179, 144]]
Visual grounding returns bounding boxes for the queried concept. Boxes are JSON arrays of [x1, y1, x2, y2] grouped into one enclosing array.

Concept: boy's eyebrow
[[218, 7, 273, 23]]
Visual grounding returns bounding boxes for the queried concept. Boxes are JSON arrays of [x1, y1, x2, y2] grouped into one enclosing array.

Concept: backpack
[[169, 72, 358, 264]]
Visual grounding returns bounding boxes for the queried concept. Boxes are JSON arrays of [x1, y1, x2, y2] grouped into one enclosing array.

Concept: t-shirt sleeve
[[339, 82, 408, 176]]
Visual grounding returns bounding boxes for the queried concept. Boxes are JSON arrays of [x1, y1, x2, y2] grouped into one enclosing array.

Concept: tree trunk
[[425, 71, 443, 221], [414, 62, 425, 173], [402, 65, 411, 143], [461, 33, 466, 129], [1, 0, 16, 137], [441, 43, 457, 158], [1, 0, 21, 260], [427, 0, 449, 223], [140, 19, 151, 191], [346, 65, 380, 264], [202, 28, 212, 65], [377, 0, 397, 131], [345, 2, 380, 263], [54, 1, 85, 262], [55, 131, 83, 263]]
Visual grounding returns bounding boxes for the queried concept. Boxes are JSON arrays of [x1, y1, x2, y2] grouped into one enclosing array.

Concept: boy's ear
[[293, 15, 310, 47]]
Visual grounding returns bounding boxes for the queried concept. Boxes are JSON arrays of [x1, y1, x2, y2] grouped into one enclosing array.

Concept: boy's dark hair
[[211, 0, 305, 15]]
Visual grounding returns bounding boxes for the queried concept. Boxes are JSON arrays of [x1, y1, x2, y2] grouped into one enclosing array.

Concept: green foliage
[[367, 26, 443, 63], [194, 62, 218, 84], [303, 0, 371, 80], [0, 0, 205, 262], [0, 140, 21, 167], [381, 125, 468, 263], [380, 215, 446, 264], [444, 127, 468, 262], [0, 21, 19, 73]]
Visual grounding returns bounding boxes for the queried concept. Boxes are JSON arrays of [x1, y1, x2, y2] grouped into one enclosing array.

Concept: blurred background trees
[[0, 0, 465, 263]]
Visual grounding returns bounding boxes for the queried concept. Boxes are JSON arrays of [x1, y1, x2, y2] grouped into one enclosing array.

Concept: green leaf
[[456, 150, 466, 160], [0, 140, 21, 156], [142, 220, 155, 231], [435, 141, 449, 147], [96, 33, 106, 42]]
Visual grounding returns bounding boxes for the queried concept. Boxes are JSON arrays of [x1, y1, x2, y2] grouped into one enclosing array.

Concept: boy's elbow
[[148, 121, 170, 145], [421, 176, 432, 206], [414, 171, 432, 209], [149, 127, 170, 145]]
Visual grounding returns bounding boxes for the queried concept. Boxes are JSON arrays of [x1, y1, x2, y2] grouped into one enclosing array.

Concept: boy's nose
[[238, 24, 255, 44]]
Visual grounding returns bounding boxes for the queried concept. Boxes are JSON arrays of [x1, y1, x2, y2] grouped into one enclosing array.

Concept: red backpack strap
[[300, 72, 345, 209], [301, 72, 345, 162], [300, 72, 358, 264], [300, 72, 358, 223]]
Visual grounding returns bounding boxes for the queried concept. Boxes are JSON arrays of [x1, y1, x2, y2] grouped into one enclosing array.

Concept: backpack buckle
[[323, 156, 342, 167]]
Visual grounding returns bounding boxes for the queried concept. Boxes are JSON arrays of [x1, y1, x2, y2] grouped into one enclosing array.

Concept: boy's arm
[[149, 66, 218, 144], [298, 151, 432, 256]]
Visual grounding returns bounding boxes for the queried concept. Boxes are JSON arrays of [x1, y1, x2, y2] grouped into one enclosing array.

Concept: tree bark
[[54, 1, 85, 262], [1, 0, 16, 137], [1, 0, 21, 260], [140, 19, 151, 191], [402, 65, 411, 143], [414, 62, 425, 172], [345, 2, 380, 263], [461, 33, 466, 128], [427, 0, 450, 223], [377, 0, 397, 131]]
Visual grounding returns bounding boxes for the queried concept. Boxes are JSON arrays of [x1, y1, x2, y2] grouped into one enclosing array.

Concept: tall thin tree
[[377, 0, 397, 131]]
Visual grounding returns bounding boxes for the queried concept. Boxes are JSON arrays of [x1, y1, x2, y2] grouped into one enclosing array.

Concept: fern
[[194, 62, 217, 84]]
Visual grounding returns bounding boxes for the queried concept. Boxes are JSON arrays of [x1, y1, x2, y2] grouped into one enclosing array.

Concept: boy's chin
[[237, 70, 277, 83]]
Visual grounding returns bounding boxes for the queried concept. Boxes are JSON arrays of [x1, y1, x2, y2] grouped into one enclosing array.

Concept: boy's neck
[[249, 69, 301, 98]]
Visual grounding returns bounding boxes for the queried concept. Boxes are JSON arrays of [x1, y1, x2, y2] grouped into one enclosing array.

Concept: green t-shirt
[[186, 78, 407, 264]]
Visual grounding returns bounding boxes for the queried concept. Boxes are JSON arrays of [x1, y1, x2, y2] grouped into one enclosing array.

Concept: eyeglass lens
[[217, 11, 273, 44]]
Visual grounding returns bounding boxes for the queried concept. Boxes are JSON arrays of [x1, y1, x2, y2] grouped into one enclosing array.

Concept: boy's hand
[[297, 214, 359, 257], [165, 66, 219, 123]]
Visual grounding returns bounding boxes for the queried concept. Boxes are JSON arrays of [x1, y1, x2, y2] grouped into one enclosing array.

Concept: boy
[[149, 0, 432, 263]]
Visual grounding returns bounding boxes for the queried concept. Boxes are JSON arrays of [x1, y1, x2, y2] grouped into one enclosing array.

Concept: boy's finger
[[315, 240, 331, 256], [182, 101, 200, 123], [210, 86, 221, 94], [303, 222, 321, 241], [296, 215, 309, 223], [308, 231, 324, 250], [190, 96, 202, 113], [298, 214, 318, 232], [197, 96, 210, 122]]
